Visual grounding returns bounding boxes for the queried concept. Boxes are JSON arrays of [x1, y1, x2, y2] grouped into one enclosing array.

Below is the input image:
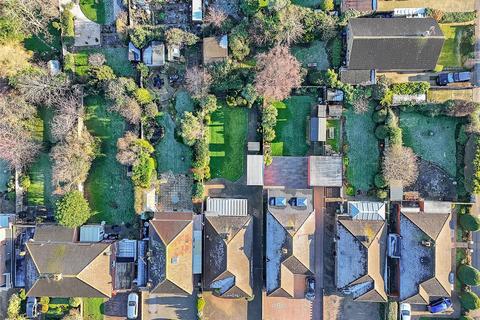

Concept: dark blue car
[[428, 298, 452, 313]]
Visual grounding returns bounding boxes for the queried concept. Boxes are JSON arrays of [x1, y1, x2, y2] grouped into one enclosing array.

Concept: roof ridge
[[225, 216, 252, 244], [402, 212, 449, 240]]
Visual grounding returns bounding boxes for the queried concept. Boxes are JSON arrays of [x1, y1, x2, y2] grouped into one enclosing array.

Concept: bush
[[20, 175, 31, 190], [132, 153, 156, 188], [18, 289, 26, 301], [7, 294, 21, 319], [375, 125, 389, 140], [55, 191, 93, 228], [193, 182, 205, 200], [321, 0, 334, 11], [61, 9, 75, 38], [460, 291, 480, 310], [460, 213, 480, 231], [345, 185, 355, 196], [390, 82, 430, 95], [328, 37, 342, 69], [376, 189, 388, 200], [374, 174, 387, 188], [68, 297, 82, 308], [389, 126, 403, 146], [135, 88, 153, 105], [372, 108, 388, 123], [440, 11, 476, 23], [458, 264, 480, 286], [64, 53, 75, 73], [472, 139, 480, 193]]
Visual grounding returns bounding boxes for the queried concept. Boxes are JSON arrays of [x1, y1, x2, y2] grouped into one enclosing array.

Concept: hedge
[[391, 82, 430, 95], [375, 125, 389, 140], [473, 138, 480, 194], [61, 9, 75, 38], [372, 108, 388, 123], [458, 264, 480, 286], [460, 213, 480, 232], [440, 11, 476, 23], [460, 291, 480, 310], [374, 174, 387, 188]]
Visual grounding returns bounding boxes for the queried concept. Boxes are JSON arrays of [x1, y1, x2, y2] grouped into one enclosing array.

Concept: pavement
[[59, 0, 101, 47]]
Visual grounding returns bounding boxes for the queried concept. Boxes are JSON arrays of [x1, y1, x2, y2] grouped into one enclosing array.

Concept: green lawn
[[292, 0, 322, 7], [84, 95, 135, 224], [175, 90, 195, 115], [438, 24, 475, 68], [79, 0, 106, 24], [344, 105, 379, 192], [83, 298, 105, 320], [400, 111, 459, 177], [155, 114, 192, 174], [23, 23, 62, 60], [208, 105, 248, 181], [271, 96, 314, 156], [327, 119, 341, 153], [292, 40, 329, 70], [74, 47, 136, 77], [27, 108, 55, 209]]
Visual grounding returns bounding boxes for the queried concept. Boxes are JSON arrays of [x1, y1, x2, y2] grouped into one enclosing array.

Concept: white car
[[399, 303, 411, 320], [127, 293, 139, 319]]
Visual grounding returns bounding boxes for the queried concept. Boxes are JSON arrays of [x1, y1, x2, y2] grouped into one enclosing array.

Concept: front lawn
[[27, 108, 55, 209], [84, 95, 135, 225], [74, 47, 136, 77], [438, 24, 475, 68], [208, 105, 248, 181], [344, 106, 379, 192], [83, 298, 105, 320], [79, 0, 106, 24], [292, 40, 329, 70], [271, 96, 314, 156], [155, 114, 192, 174], [400, 111, 459, 177]]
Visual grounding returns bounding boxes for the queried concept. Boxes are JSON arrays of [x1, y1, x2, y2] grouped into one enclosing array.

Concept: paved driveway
[[104, 292, 128, 320], [143, 293, 196, 320], [262, 293, 312, 320]]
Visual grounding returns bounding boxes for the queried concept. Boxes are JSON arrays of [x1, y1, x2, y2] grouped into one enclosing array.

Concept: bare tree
[[276, 5, 305, 45], [109, 97, 142, 124], [382, 145, 419, 187], [2, 0, 58, 42], [116, 131, 153, 166], [0, 95, 40, 168], [88, 53, 106, 67], [50, 95, 82, 142], [51, 129, 98, 193], [204, 6, 228, 28], [254, 46, 302, 101], [0, 42, 32, 78], [185, 67, 212, 98]]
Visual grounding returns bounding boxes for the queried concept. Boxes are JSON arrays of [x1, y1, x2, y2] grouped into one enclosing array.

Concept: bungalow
[[266, 189, 315, 298], [203, 35, 228, 65], [148, 212, 194, 295], [203, 198, 253, 298], [346, 18, 444, 71]]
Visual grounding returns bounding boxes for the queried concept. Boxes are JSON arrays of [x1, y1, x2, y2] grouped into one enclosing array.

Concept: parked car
[[427, 297, 452, 313], [289, 197, 307, 208], [26, 297, 38, 319], [399, 303, 411, 320], [436, 72, 471, 86], [305, 277, 315, 301], [127, 293, 139, 319], [269, 197, 286, 207]]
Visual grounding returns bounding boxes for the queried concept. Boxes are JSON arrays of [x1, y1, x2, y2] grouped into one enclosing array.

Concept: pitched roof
[[143, 41, 165, 67], [264, 157, 309, 189], [336, 219, 387, 302], [203, 36, 228, 64], [347, 18, 444, 70], [33, 225, 78, 242], [266, 189, 315, 298], [149, 212, 194, 295], [341, 0, 373, 11], [25, 242, 113, 298], [310, 117, 327, 142], [203, 215, 253, 298], [340, 68, 373, 85], [399, 210, 452, 303]]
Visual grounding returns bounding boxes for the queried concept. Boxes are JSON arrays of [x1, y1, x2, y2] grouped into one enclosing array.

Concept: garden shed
[[128, 42, 141, 62], [328, 105, 343, 118], [80, 224, 105, 242], [203, 36, 228, 64], [192, 0, 203, 22], [310, 117, 327, 142], [143, 41, 165, 67]]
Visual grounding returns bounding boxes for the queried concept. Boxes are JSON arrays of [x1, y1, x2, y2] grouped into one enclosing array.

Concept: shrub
[[132, 153, 156, 188], [458, 264, 480, 286], [372, 108, 388, 123], [20, 175, 31, 190], [440, 11, 476, 23], [460, 213, 480, 231], [375, 125, 389, 140], [135, 88, 153, 105], [55, 191, 93, 227], [376, 189, 388, 200], [7, 294, 21, 319], [61, 9, 74, 38], [89, 65, 116, 84], [144, 103, 158, 118], [390, 82, 430, 95], [345, 185, 355, 196], [193, 182, 205, 200], [321, 0, 334, 11], [328, 37, 342, 69], [389, 126, 403, 146], [64, 53, 75, 73], [472, 139, 480, 193], [374, 174, 387, 188], [68, 297, 82, 308], [460, 291, 480, 310], [197, 296, 206, 317], [18, 289, 26, 301]]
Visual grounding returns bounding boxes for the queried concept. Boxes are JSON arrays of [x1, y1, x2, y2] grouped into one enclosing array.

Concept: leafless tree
[[88, 53, 106, 67], [0, 95, 40, 168], [109, 97, 142, 124], [382, 145, 419, 187], [2, 0, 58, 42], [51, 129, 98, 193], [254, 46, 302, 101], [185, 66, 212, 98], [276, 5, 305, 45], [204, 6, 228, 28], [50, 95, 82, 142]]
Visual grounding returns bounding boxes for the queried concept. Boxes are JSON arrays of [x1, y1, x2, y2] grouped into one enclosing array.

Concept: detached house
[[266, 189, 315, 298], [25, 231, 114, 298], [346, 18, 444, 71]]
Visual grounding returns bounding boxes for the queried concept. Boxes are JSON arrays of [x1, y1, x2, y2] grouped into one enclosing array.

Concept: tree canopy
[[55, 191, 93, 228]]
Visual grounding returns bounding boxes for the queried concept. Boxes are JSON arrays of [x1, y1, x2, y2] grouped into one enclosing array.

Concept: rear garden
[[84, 95, 135, 225], [271, 96, 315, 156], [292, 40, 329, 70], [208, 104, 248, 181], [72, 47, 136, 78]]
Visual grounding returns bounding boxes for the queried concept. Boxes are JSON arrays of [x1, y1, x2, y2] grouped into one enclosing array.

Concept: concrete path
[[313, 187, 325, 320]]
